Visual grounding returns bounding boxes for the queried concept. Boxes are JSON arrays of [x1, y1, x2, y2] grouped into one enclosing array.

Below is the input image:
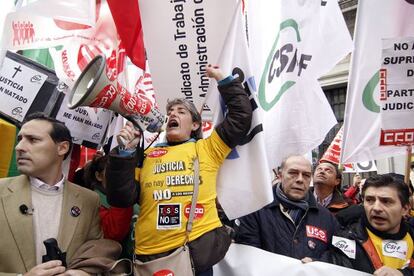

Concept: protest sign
[[379, 37, 414, 146], [0, 51, 62, 126]]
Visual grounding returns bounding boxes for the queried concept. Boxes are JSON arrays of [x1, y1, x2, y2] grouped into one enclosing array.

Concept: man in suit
[[0, 113, 106, 275]]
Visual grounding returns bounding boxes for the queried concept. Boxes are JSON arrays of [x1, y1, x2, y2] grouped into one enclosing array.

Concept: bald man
[[235, 155, 339, 260]]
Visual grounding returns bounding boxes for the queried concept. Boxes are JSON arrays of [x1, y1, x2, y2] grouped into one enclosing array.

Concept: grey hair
[[166, 98, 203, 140]]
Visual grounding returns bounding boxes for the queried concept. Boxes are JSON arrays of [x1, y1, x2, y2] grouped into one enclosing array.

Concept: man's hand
[[57, 269, 90, 276], [206, 64, 224, 81], [374, 266, 403, 276], [352, 174, 361, 188], [117, 121, 141, 150], [23, 261, 65, 276], [301, 257, 313, 263]]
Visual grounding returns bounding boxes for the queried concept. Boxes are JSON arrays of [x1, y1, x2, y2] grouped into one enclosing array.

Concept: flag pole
[[404, 145, 412, 185]]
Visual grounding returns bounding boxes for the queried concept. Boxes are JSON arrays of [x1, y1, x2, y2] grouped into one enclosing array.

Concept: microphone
[[19, 204, 34, 215]]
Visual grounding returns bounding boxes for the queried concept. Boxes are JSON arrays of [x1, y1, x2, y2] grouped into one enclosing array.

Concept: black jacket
[[234, 185, 339, 260], [326, 217, 414, 275]]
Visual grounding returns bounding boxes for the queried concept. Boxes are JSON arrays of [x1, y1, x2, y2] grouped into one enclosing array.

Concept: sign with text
[[380, 37, 414, 146], [139, 0, 237, 112], [0, 55, 47, 122], [56, 94, 112, 147]]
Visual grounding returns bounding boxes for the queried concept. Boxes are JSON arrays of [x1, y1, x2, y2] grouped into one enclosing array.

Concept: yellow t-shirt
[[367, 229, 414, 269], [134, 130, 231, 254]]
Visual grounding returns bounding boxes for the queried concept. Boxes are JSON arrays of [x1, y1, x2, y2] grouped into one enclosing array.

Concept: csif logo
[[92, 133, 101, 141], [258, 19, 312, 111], [362, 71, 381, 113], [30, 75, 42, 83], [384, 241, 402, 254]]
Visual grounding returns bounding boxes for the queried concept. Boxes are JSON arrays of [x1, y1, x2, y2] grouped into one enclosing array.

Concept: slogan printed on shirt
[[306, 225, 328, 243], [382, 240, 408, 260], [332, 236, 356, 259], [157, 203, 181, 230]]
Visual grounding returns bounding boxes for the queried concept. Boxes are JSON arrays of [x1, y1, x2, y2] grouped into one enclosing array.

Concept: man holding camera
[[0, 113, 119, 275]]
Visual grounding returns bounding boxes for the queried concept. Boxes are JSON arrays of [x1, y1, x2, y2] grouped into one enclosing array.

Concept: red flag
[[320, 126, 353, 170], [107, 0, 146, 69]]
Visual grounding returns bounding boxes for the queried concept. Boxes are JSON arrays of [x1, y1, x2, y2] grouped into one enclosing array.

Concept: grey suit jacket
[[0, 175, 103, 275]]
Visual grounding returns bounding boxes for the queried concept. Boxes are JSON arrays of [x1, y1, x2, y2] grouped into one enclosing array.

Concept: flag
[[247, 0, 352, 169], [107, 0, 146, 69], [205, 2, 273, 219], [47, 1, 121, 147], [340, 0, 413, 163], [320, 126, 345, 165]]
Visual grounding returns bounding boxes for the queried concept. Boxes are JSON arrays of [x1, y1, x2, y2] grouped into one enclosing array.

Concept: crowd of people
[[1, 65, 414, 276]]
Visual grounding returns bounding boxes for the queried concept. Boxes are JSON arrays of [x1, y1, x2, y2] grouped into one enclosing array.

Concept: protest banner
[[213, 243, 370, 276], [139, 0, 237, 113], [341, 0, 414, 163], [379, 37, 414, 146], [1, 0, 97, 53], [0, 51, 63, 126]]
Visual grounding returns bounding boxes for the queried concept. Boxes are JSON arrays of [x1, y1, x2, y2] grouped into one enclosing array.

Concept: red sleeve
[[344, 186, 358, 199], [99, 206, 133, 242]]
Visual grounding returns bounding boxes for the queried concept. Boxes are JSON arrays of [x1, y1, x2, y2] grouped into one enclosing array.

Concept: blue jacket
[[234, 185, 339, 259]]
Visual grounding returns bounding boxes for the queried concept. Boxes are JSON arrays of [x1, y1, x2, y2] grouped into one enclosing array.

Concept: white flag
[[340, 0, 413, 163], [247, 0, 352, 169], [205, 2, 273, 219]]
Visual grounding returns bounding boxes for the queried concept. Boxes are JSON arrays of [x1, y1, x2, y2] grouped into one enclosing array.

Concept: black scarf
[[275, 184, 309, 225]]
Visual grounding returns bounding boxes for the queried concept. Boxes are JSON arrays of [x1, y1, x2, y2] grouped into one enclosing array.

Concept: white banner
[[379, 37, 414, 146], [340, 0, 414, 163], [139, 0, 237, 112], [0, 55, 47, 122], [213, 244, 370, 276], [1, 0, 109, 55], [247, 0, 352, 169], [16, 0, 95, 26]]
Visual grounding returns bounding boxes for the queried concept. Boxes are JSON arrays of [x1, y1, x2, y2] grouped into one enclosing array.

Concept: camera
[[42, 238, 67, 267]]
